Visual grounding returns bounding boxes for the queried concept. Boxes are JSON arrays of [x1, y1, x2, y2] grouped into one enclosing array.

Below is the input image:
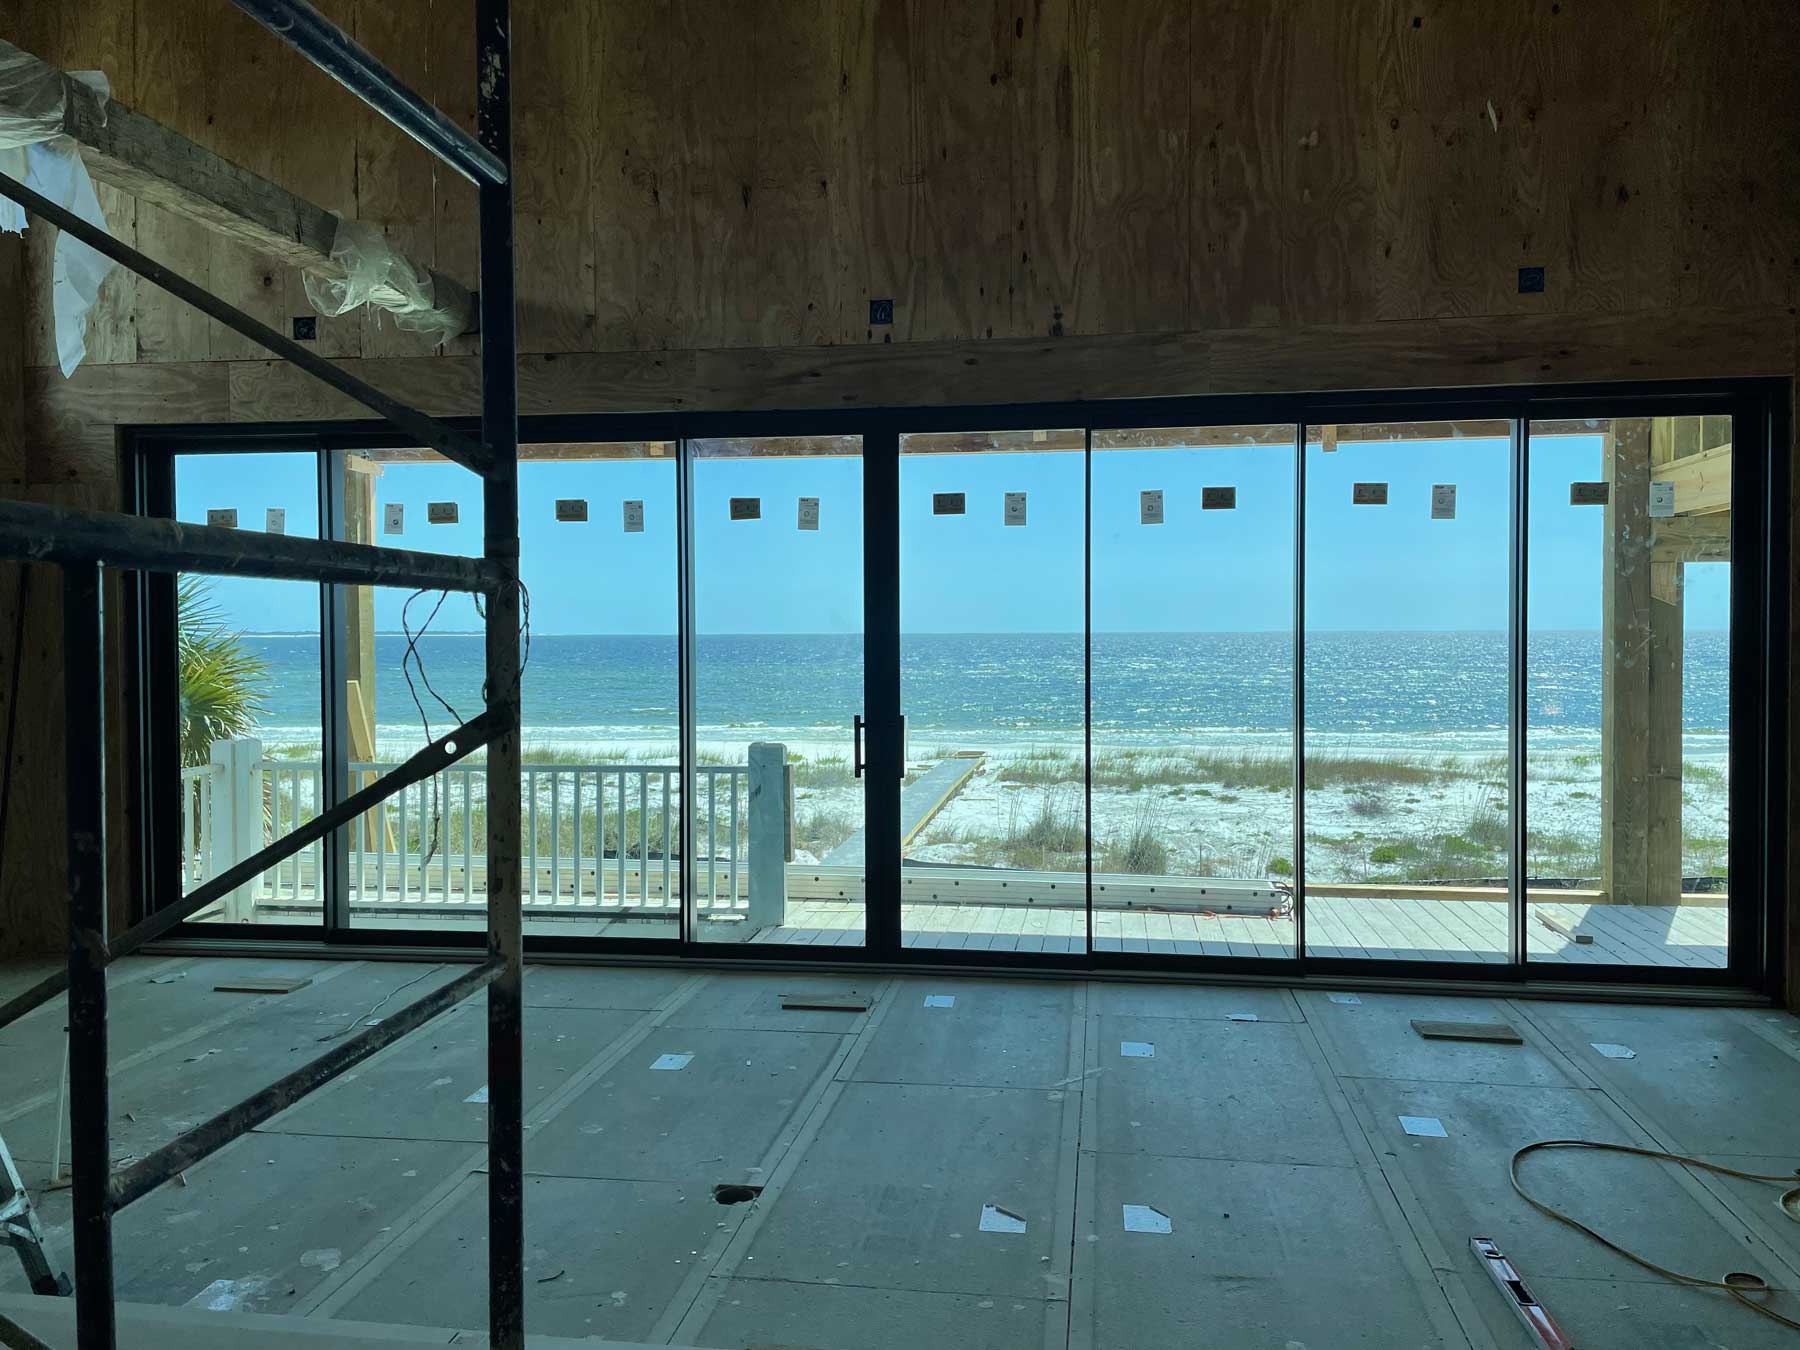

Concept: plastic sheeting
[[303, 216, 464, 347], [0, 41, 116, 377]]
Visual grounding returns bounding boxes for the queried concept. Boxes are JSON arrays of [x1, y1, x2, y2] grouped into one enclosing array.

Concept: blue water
[[239, 630, 1729, 748]]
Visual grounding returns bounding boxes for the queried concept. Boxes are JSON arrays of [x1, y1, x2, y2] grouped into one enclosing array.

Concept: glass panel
[[1302, 421, 1513, 960], [691, 435, 864, 945], [173, 451, 322, 927], [899, 429, 1084, 951], [1525, 416, 1730, 968], [341, 444, 681, 940], [1091, 425, 1296, 956]]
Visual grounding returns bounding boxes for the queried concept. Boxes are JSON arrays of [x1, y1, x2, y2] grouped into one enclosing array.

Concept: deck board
[[781, 896, 1727, 969]]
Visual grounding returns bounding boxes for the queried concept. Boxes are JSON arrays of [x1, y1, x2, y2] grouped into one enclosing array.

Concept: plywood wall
[[11, 0, 1799, 365], [4, 0, 1799, 979]]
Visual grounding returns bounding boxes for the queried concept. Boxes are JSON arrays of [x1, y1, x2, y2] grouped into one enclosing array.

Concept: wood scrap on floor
[[212, 976, 312, 995], [1410, 1019, 1523, 1044], [1534, 909, 1595, 944], [778, 993, 871, 1012]]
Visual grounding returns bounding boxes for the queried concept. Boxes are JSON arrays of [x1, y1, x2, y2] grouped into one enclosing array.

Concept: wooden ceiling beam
[[11, 44, 475, 339], [1658, 443, 1732, 516]]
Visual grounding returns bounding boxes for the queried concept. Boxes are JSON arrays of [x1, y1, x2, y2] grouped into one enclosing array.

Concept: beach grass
[[995, 747, 1485, 792]]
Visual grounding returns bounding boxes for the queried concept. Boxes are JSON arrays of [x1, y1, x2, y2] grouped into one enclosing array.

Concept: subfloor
[[3, 955, 1798, 1349]]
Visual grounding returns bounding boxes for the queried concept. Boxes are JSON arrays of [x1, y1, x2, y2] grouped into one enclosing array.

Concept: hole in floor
[[713, 1183, 764, 1206]]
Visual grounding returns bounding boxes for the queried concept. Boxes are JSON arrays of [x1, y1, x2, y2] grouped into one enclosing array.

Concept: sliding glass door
[[690, 436, 866, 948], [1524, 417, 1734, 969], [139, 389, 1771, 989], [1090, 426, 1296, 957], [897, 430, 1084, 951], [1301, 422, 1514, 963]]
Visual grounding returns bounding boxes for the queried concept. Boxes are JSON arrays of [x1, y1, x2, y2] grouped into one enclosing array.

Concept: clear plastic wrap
[[0, 41, 116, 376], [303, 216, 464, 347]]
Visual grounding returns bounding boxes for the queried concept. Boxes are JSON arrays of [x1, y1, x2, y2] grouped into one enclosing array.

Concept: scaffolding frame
[[0, 0, 525, 1345]]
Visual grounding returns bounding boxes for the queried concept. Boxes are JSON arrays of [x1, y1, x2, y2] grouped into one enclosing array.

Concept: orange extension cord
[[1511, 1139, 1800, 1333]]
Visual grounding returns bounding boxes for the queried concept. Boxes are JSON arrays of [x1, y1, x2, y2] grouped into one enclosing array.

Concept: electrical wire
[[314, 963, 445, 1042], [1511, 1138, 1800, 1333], [399, 580, 531, 885], [400, 588, 460, 877]]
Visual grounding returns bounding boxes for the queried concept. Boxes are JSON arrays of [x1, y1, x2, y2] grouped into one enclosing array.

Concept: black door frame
[[122, 376, 1790, 996]]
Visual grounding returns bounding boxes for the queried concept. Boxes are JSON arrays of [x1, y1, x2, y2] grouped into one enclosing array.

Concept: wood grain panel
[[675, 0, 760, 347], [198, 6, 296, 361], [1011, 0, 1076, 338], [0, 233, 20, 488], [82, 182, 140, 365], [833, 0, 923, 344], [24, 362, 230, 484], [1069, 0, 1188, 334], [752, 3, 840, 347], [168, 306, 1800, 427], [1188, 0, 1286, 329], [130, 0, 215, 362], [1278, 0, 1379, 326], [228, 355, 481, 423], [425, 0, 481, 361], [1666, 0, 1800, 310], [0, 482, 134, 958], [12, 0, 1799, 360], [513, 0, 597, 351], [593, 0, 688, 351], [277, 0, 363, 358], [912, 0, 1010, 341]]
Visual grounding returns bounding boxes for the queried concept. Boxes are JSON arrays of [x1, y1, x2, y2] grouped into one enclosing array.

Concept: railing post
[[208, 737, 263, 922], [747, 743, 789, 933]]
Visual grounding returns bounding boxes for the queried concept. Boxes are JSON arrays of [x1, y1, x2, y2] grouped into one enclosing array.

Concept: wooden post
[[1646, 420, 1685, 904], [747, 742, 789, 932], [209, 737, 264, 921], [343, 456, 383, 848], [1600, 419, 1652, 904]]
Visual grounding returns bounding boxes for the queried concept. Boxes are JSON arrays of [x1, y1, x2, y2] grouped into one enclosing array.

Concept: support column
[[746, 743, 789, 932], [1600, 419, 1652, 903], [63, 562, 115, 1350], [476, 0, 524, 1343], [1646, 420, 1686, 904], [341, 455, 385, 849]]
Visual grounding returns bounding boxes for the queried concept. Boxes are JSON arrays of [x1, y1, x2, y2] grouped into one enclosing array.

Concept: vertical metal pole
[[1509, 416, 1529, 966], [1292, 424, 1308, 963], [677, 435, 696, 942], [1083, 428, 1094, 958], [863, 427, 901, 954], [64, 562, 115, 1349], [476, 0, 523, 1342]]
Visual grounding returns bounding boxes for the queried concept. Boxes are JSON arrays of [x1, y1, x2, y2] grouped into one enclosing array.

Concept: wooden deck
[[754, 896, 1729, 967]]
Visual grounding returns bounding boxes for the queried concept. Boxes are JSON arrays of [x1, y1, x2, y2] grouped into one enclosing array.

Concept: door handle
[[853, 714, 865, 778], [897, 714, 905, 779]]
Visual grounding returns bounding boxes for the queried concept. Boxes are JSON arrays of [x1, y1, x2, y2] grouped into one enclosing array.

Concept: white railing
[[192, 739, 766, 921], [178, 764, 213, 886]]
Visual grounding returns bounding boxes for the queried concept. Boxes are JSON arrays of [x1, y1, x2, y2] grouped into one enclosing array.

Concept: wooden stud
[[1600, 418, 1652, 905]]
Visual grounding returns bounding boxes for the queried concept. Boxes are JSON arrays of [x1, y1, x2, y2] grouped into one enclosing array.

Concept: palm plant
[[177, 576, 270, 767]]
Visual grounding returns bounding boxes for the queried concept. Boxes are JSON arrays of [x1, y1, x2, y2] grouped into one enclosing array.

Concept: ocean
[[238, 630, 1730, 756]]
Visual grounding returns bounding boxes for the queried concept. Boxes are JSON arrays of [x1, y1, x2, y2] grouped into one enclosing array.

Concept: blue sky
[[175, 433, 1729, 636]]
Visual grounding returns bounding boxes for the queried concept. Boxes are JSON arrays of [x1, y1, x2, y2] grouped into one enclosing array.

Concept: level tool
[[1471, 1237, 1574, 1349]]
